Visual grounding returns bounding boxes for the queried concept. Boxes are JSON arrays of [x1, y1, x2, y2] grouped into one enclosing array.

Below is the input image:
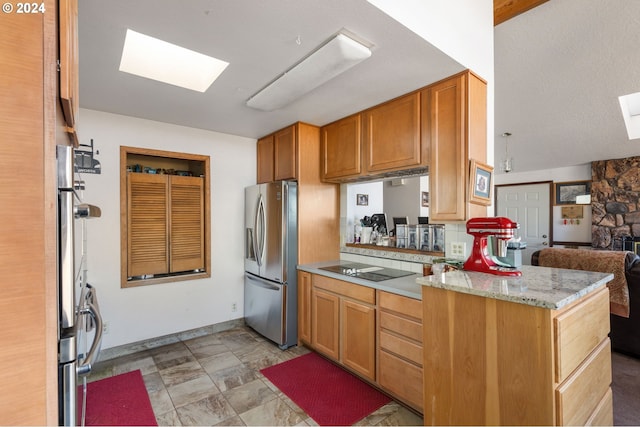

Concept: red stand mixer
[[463, 217, 522, 277]]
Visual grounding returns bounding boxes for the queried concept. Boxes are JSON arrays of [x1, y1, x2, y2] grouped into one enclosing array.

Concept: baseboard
[[98, 318, 245, 361]]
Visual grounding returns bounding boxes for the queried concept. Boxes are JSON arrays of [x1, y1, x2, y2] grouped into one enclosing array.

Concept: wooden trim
[[120, 146, 211, 288], [494, 0, 549, 26]]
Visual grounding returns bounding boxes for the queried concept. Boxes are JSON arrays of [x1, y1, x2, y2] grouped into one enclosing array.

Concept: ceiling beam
[[494, 0, 549, 26]]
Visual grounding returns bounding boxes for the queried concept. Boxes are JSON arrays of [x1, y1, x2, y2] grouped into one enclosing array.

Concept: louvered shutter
[[127, 173, 169, 276], [169, 175, 204, 273]]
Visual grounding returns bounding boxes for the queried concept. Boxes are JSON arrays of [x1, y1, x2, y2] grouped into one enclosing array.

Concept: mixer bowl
[[489, 236, 508, 257]]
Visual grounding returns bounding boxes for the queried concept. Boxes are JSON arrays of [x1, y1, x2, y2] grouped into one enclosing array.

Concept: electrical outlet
[[450, 242, 466, 259], [102, 321, 109, 334], [231, 302, 237, 312]]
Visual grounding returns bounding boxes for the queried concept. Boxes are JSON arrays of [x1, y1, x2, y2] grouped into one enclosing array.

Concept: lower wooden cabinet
[[421, 285, 612, 426], [308, 274, 376, 381], [298, 273, 425, 412], [377, 291, 424, 411]]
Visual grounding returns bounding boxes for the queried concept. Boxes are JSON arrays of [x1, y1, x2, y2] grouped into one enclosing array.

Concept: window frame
[[120, 146, 211, 287]]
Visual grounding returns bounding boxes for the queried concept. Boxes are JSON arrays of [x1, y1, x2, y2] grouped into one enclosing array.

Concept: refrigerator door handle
[[59, 189, 75, 329], [254, 194, 266, 266], [77, 301, 103, 376]]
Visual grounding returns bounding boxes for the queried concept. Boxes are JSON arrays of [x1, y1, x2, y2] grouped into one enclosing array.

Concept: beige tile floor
[[89, 326, 423, 426]]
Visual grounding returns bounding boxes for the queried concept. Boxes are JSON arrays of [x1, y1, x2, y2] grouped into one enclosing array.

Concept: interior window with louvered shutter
[[170, 175, 204, 272], [127, 173, 169, 276]]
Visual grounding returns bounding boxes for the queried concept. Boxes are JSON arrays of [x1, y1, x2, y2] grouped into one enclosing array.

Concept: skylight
[[619, 92, 640, 140], [119, 29, 229, 93]]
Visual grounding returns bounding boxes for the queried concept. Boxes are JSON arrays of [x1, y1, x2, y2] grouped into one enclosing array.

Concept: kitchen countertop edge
[[416, 265, 614, 310], [297, 261, 423, 300]]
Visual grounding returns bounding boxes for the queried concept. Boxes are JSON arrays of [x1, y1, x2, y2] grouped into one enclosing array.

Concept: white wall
[[76, 109, 256, 349]]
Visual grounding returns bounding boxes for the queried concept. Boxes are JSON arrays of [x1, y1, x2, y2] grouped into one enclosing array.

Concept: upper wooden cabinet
[[256, 135, 274, 184], [363, 93, 421, 174], [274, 125, 297, 181], [424, 71, 487, 222], [256, 122, 314, 183], [321, 114, 362, 181], [59, 0, 78, 132]]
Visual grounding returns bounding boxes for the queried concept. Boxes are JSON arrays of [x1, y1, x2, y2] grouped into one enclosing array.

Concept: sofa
[[531, 247, 640, 359]]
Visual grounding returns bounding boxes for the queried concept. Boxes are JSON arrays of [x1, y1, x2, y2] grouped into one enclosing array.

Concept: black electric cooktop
[[318, 262, 415, 282]]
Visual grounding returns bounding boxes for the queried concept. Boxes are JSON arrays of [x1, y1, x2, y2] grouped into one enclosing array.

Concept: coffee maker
[[463, 217, 522, 277]]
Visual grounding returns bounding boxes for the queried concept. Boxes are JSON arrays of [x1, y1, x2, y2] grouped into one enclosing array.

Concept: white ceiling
[[78, 0, 640, 174], [78, 0, 464, 139], [494, 0, 640, 173]]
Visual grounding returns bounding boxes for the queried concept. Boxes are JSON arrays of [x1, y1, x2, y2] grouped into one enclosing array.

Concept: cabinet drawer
[[379, 330, 422, 366], [586, 387, 613, 426], [378, 350, 423, 411], [555, 288, 610, 382], [556, 339, 612, 426], [379, 311, 422, 343], [378, 291, 422, 320], [313, 275, 375, 304]]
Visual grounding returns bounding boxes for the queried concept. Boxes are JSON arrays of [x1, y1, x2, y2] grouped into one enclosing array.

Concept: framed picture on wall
[[421, 191, 429, 207], [469, 159, 493, 206], [554, 181, 591, 205], [356, 193, 368, 206]]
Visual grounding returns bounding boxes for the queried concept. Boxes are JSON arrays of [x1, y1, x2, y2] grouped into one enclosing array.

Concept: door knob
[[542, 234, 547, 238], [543, 242, 548, 245]]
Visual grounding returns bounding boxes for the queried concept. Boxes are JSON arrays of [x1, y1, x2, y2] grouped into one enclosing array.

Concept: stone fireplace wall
[[592, 156, 640, 249]]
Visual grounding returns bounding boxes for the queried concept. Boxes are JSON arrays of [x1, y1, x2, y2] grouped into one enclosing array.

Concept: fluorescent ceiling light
[[119, 29, 229, 92], [247, 33, 372, 111], [618, 92, 640, 140]]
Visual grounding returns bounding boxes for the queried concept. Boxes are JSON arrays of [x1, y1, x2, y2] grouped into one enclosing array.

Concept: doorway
[[495, 182, 553, 265]]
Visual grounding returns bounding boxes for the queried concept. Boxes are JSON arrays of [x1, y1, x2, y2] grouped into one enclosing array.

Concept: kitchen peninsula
[[298, 261, 615, 425], [418, 266, 614, 426]]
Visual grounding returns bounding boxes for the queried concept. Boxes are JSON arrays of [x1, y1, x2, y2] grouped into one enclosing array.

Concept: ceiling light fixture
[[500, 132, 513, 173], [119, 29, 229, 93], [246, 32, 372, 111]]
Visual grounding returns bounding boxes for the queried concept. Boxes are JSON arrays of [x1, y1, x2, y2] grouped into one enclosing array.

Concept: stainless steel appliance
[[244, 181, 298, 349], [57, 145, 103, 426]]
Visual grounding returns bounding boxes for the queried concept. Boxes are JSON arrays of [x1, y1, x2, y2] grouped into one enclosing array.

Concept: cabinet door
[[169, 176, 204, 272], [59, 0, 78, 130], [298, 271, 312, 345], [426, 74, 467, 221], [321, 114, 361, 180], [364, 93, 421, 173], [341, 299, 376, 380], [274, 125, 297, 180], [312, 288, 340, 360], [127, 173, 169, 276], [256, 135, 274, 183]]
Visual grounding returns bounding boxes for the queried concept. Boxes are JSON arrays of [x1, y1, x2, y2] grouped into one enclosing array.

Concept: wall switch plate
[[102, 321, 109, 334], [451, 242, 466, 259], [231, 302, 238, 312]]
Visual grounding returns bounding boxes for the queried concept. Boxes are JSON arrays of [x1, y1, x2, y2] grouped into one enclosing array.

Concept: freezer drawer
[[244, 273, 286, 346]]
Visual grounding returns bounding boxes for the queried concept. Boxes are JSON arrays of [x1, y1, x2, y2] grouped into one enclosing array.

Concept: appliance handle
[[77, 301, 103, 376], [254, 194, 265, 266], [59, 189, 75, 329], [246, 274, 281, 291]]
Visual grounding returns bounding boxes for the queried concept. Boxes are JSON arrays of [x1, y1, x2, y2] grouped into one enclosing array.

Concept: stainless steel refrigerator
[[244, 181, 298, 349], [57, 145, 103, 426]]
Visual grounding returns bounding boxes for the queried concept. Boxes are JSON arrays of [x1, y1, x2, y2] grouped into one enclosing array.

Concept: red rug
[[261, 352, 391, 425], [82, 369, 157, 426]]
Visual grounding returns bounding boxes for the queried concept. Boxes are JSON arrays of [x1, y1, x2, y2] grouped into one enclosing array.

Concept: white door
[[495, 183, 551, 265]]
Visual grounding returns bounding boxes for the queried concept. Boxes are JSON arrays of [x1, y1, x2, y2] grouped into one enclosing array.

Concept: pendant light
[[500, 132, 513, 173]]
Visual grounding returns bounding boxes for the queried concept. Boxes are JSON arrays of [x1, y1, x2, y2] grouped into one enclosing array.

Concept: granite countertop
[[416, 265, 613, 310], [300, 261, 614, 310], [297, 260, 423, 300]]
